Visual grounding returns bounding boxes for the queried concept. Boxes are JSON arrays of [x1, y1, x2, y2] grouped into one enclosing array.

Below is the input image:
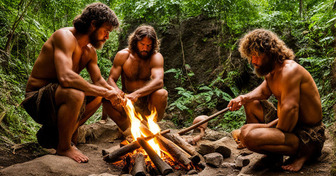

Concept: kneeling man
[[102, 25, 168, 133], [228, 29, 325, 172]]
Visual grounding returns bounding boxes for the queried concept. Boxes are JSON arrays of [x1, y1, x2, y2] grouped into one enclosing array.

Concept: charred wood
[[131, 153, 147, 176], [137, 137, 173, 175], [156, 135, 193, 170]]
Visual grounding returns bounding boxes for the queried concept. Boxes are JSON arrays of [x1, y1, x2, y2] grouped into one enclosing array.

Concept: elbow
[[58, 75, 71, 87], [156, 79, 164, 89]]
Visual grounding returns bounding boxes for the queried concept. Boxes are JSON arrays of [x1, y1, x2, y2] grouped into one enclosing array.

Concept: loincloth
[[260, 100, 326, 159], [133, 96, 151, 117], [21, 83, 92, 148], [293, 122, 326, 159], [260, 100, 277, 123]]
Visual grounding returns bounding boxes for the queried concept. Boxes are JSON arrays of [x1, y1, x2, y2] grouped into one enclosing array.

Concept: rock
[[203, 129, 230, 141], [220, 162, 235, 168], [158, 120, 176, 130], [77, 120, 122, 144], [215, 145, 231, 158], [204, 152, 223, 168], [197, 143, 215, 155], [187, 169, 198, 175], [234, 155, 250, 168]]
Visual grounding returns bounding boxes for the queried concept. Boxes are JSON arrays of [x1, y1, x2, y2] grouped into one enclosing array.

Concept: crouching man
[[228, 29, 325, 172]]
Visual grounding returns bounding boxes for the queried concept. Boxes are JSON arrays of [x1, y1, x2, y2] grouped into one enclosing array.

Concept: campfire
[[103, 99, 203, 175]]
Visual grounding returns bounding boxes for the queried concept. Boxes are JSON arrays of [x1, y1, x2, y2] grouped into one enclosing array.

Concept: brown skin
[[227, 54, 322, 172], [102, 37, 167, 131], [26, 22, 121, 163]]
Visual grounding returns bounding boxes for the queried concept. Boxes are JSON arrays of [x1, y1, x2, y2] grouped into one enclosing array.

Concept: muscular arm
[[127, 53, 164, 101], [228, 80, 272, 111], [53, 30, 111, 97], [86, 49, 114, 90], [107, 50, 129, 93], [276, 66, 301, 132]]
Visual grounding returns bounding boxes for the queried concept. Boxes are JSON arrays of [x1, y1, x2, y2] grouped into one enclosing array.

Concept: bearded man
[[227, 29, 325, 172], [102, 25, 168, 134], [21, 3, 122, 163]]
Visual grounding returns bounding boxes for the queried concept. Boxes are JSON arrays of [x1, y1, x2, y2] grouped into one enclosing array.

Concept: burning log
[[137, 137, 173, 175], [103, 141, 140, 163], [162, 133, 201, 164], [156, 135, 192, 170], [131, 153, 147, 176], [103, 129, 170, 162]]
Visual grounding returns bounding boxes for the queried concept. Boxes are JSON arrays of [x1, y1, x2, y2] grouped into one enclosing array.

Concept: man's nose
[[251, 56, 257, 64], [143, 45, 149, 51], [105, 34, 109, 40]]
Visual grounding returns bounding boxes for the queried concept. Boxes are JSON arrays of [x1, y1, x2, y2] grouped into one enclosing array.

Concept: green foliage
[[215, 108, 245, 132], [1, 0, 335, 143], [299, 57, 336, 124]]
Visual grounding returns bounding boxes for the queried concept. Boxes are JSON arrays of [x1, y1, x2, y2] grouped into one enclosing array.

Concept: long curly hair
[[128, 25, 160, 54], [73, 3, 119, 34], [239, 29, 295, 63]]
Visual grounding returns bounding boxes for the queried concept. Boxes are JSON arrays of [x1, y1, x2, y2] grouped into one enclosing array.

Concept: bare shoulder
[[51, 27, 77, 48], [150, 52, 164, 66], [113, 48, 131, 65], [281, 60, 309, 83]]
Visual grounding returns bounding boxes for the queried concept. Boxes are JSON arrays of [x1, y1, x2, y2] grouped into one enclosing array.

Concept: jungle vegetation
[[0, 0, 335, 143]]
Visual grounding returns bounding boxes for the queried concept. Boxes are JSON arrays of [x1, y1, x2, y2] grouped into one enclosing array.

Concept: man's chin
[[93, 43, 104, 50], [254, 69, 268, 77]]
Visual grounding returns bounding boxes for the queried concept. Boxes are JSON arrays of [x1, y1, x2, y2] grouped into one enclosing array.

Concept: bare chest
[[266, 77, 282, 99], [72, 47, 89, 73], [122, 57, 151, 81]]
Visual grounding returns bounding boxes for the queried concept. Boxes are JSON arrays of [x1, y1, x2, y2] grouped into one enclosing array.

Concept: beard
[[254, 56, 275, 77], [89, 29, 105, 50], [135, 47, 153, 60]]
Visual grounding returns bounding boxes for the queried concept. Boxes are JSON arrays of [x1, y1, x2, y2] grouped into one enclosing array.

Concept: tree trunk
[[4, 0, 33, 54], [299, 0, 303, 19]]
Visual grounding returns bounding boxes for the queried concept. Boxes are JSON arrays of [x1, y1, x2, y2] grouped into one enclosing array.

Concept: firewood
[[156, 135, 193, 170], [137, 137, 173, 175], [103, 141, 140, 163], [131, 153, 147, 176]]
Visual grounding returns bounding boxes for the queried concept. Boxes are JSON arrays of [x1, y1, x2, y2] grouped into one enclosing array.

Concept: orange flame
[[123, 98, 162, 157]]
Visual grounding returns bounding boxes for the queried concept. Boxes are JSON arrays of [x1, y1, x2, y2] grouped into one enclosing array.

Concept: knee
[[102, 98, 111, 107], [243, 129, 263, 150], [63, 88, 85, 104], [244, 100, 260, 113], [151, 89, 168, 102]]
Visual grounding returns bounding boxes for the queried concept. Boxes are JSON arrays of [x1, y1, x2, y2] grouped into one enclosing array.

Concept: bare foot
[[232, 129, 246, 149], [99, 119, 107, 124], [57, 146, 89, 163], [281, 156, 308, 172]]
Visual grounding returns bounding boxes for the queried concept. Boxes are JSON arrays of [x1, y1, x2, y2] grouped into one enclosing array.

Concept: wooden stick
[[131, 153, 147, 176], [178, 107, 229, 135], [163, 133, 198, 156], [103, 129, 170, 162], [156, 135, 192, 170], [103, 141, 140, 163], [137, 137, 173, 175]]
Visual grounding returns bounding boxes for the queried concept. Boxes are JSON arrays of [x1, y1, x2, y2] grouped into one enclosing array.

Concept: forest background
[[0, 0, 335, 145]]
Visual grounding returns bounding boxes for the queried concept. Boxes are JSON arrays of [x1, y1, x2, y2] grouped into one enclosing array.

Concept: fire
[[123, 98, 162, 157]]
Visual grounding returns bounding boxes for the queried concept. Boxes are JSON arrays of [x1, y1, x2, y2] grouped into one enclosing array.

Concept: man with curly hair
[[227, 29, 325, 171], [21, 3, 121, 163], [102, 25, 167, 134]]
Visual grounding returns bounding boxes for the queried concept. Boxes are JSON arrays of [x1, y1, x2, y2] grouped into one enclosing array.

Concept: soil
[[0, 119, 335, 176]]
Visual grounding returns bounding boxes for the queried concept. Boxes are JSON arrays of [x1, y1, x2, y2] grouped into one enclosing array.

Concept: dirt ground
[[0, 119, 335, 176]]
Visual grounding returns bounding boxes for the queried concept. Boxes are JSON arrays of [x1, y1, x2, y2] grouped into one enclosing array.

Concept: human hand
[[125, 93, 139, 103], [227, 95, 244, 111], [106, 89, 125, 106]]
